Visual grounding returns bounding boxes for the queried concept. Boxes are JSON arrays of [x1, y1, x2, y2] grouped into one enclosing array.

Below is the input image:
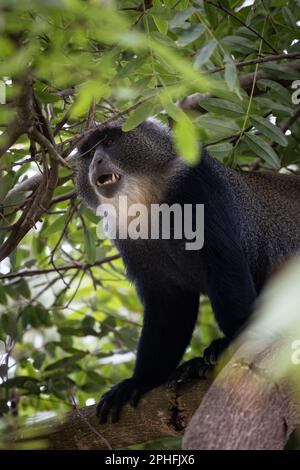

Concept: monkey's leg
[[96, 287, 199, 423], [169, 250, 256, 386]]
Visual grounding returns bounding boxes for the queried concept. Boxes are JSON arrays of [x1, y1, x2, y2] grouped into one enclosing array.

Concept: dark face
[[87, 126, 125, 200], [75, 119, 178, 211]]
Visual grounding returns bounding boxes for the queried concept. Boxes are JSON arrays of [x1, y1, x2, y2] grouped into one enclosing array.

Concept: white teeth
[[97, 174, 120, 186]]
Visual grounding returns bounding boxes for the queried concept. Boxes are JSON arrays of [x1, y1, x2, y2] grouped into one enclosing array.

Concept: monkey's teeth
[[97, 173, 120, 186]]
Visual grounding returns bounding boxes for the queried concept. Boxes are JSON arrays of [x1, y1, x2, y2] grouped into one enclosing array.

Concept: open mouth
[[96, 173, 121, 186]]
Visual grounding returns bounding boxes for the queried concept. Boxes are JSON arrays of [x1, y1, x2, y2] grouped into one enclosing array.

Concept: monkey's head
[[75, 118, 182, 211]]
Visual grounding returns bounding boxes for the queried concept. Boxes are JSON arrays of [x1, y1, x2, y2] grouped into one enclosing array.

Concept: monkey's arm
[[204, 242, 257, 339], [168, 242, 257, 385], [96, 286, 199, 423]]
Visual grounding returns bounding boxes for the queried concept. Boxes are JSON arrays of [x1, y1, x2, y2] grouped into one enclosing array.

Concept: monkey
[[75, 117, 300, 423]]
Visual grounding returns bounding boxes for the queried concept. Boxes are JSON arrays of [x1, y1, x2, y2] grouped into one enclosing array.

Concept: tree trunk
[[183, 339, 300, 450]]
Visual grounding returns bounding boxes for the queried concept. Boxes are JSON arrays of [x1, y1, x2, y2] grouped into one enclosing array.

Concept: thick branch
[[183, 339, 300, 450], [6, 379, 211, 450], [4, 338, 300, 450], [239, 59, 300, 94]]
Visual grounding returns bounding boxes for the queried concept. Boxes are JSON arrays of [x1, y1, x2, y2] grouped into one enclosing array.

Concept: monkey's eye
[[104, 138, 113, 147]]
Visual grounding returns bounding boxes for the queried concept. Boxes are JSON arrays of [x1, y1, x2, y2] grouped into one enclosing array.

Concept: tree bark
[[7, 379, 211, 450], [4, 339, 300, 450], [183, 339, 300, 450]]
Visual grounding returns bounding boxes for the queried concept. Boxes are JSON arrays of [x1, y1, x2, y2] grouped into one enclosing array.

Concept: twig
[[206, 0, 278, 54], [30, 128, 73, 169], [0, 254, 120, 280], [279, 104, 300, 133], [208, 52, 300, 74]]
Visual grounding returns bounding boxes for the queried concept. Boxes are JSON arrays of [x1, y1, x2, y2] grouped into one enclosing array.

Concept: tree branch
[[0, 254, 120, 280], [183, 339, 300, 450], [239, 59, 300, 94], [5, 379, 212, 450], [209, 52, 300, 74], [5, 338, 300, 450], [279, 104, 300, 133]]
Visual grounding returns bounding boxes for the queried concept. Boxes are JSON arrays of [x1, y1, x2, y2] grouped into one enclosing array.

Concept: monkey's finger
[[97, 399, 112, 424], [111, 403, 124, 423], [109, 386, 133, 422], [167, 369, 189, 387], [198, 364, 213, 379], [166, 376, 179, 388], [129, 388, 143, 408]]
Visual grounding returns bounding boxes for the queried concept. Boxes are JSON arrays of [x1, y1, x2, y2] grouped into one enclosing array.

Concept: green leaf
[[122, 101, 154, 132], [173, 116, 200, 165], [245, 134, 281, 168], [0, 285, 7, 305], [150, 6, 172, 21], [200, 98, 244, 117], [21, 305, 51, 329], [222, 35, 256, 54], [262, 63, 300, 81], [257, 97, 293, 114], [169, 7, 195, 29], [152, 16, 168, 35], [225, 60, 238, 92], [0, 172, 17, 203], [82, 206, 100, 224], [42, 214, 68, 237], [250, 115, 288, 147], [84, 228, 96, 264], [282, 7, 297, 28], [203, 1, 219, 29], [1, 313, 17, 338], [257, 79, 291, 103], [1, 376, 40, 393], [18, 279, 31, 299], [208, 142, 233, 159], [71, 80, 111, 117], [197, 115, 239, 136], [45, 353, 86, 372], [194, 40, 216, 69], [176, 24, 205, 47]]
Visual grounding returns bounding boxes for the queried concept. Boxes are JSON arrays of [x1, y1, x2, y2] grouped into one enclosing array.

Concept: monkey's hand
[[167, 357, 213, 386], [96, 377, 154, 423], [167, 338, 230, 387]]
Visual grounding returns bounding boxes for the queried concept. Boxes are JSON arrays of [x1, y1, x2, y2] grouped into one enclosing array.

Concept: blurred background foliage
[[0, 0, 300, 449]]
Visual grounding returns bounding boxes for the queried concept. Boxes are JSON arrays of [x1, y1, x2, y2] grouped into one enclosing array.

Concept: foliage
[[0, 0, 300, 449]]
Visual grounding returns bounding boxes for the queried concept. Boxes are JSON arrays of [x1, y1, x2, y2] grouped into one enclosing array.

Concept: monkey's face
[[87, 126, 125, 200], [75, 119, 180, 211]]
